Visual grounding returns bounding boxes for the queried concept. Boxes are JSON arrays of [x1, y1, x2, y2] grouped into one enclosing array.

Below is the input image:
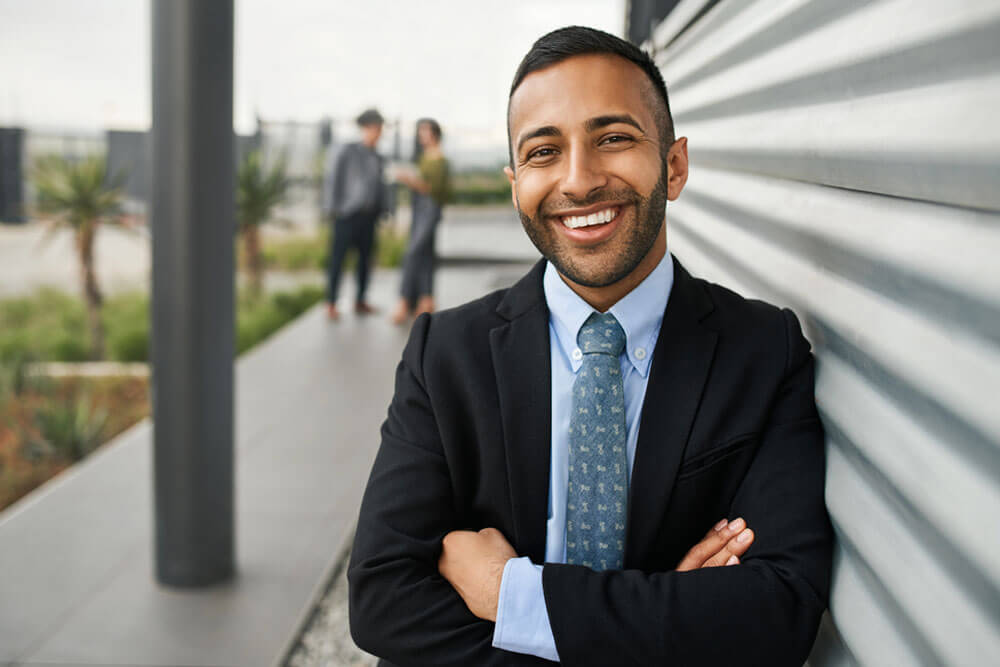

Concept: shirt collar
[[543, 251, 674, 377]]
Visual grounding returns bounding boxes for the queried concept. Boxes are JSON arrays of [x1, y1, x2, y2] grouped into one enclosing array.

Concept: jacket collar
[[495, 259, 547, 322]]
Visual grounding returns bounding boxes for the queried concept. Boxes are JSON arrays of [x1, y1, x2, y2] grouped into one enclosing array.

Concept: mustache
[[539, 188, 640, 216]]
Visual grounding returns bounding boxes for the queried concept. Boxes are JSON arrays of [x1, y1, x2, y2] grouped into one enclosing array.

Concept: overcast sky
[[0, 0, 625, 153]]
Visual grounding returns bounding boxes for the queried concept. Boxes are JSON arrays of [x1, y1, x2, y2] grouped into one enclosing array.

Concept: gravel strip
[[284, 549, 378, 667]]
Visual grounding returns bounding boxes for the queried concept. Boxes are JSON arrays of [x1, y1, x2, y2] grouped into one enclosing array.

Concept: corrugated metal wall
[[643, 1, 1000, 664]]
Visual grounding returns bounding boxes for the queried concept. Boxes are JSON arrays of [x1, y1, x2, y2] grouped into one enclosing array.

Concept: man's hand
[[438, 528, 518, 622], [675, 517, 755, 571]]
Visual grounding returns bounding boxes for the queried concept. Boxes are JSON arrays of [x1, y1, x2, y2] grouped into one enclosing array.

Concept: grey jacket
[[322, 142, 386, 219]]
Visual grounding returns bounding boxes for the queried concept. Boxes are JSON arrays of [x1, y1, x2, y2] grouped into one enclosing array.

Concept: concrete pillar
[[150, 0, 235, 587]]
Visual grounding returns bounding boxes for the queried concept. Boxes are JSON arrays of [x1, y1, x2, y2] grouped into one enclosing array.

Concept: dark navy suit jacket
[[349, 257, 833, 666]]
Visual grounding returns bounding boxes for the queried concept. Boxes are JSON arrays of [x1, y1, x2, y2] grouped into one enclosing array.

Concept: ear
[[504, 166, 518, 209], [666, 137, 689, 201]]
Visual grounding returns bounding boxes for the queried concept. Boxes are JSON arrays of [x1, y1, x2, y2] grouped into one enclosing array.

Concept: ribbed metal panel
[[645, 1, 1000, 664]]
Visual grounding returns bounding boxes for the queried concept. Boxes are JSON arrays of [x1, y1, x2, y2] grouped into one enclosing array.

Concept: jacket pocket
[[677, 432, 758, 481]]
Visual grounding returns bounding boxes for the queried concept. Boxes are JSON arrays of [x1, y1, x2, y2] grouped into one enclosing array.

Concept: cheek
[[513, 171, 551, 214], [603, 150, 661, 194]]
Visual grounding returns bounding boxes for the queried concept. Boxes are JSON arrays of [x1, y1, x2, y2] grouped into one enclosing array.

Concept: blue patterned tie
[[566, 312, 628, 571]]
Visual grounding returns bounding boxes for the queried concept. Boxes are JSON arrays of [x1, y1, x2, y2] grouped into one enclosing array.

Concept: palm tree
[[32, 154, 123, 359], [236, 149, 289, 295]]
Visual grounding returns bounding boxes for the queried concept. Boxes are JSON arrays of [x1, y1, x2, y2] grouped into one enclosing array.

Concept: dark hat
[[356, 108, 384, 127]]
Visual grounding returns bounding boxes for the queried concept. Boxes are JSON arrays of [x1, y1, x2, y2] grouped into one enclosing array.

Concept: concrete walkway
[[0, 264, 532, 667]]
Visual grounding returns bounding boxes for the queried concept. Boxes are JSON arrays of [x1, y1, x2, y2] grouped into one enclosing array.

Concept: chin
[[550, 252, 638, 289]]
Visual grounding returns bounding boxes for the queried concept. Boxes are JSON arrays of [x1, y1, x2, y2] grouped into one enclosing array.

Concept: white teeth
[[562, 208, 617, 229]]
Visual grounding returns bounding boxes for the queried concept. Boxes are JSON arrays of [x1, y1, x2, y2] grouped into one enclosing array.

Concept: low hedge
[[255, 225, 408, 274], [0, 284, 326, 364]]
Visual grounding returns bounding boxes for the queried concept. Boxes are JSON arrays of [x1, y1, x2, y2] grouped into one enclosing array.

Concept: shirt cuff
[[492, 556, 560, 662]]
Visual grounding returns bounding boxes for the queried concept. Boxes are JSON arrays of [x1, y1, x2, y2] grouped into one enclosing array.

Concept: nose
[[560, 144, 607, 202]]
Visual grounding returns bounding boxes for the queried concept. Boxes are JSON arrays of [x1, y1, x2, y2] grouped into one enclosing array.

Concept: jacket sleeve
[[542, 309, 833, 667], [322, 144, 348, 219], [348, 314, 556, 666]]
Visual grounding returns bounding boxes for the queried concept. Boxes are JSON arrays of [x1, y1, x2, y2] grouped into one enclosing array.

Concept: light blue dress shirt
[[492, 252, 675, 661]]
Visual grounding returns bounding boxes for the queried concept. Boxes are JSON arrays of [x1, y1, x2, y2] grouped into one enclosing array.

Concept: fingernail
[[726, 555, 738, 566], [714, 519, 728, 531], [737, 529, 752, 543], [728, 518, 744, 532]]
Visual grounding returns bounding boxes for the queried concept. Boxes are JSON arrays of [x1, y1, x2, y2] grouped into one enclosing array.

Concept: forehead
[[509, 53, 655, 139]]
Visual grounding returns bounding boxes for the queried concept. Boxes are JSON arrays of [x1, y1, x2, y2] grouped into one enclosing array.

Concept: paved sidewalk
[[0, 264, 531, 667]]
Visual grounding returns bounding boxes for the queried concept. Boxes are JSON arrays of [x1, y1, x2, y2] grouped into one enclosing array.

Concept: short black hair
[[356, 108, 384, 127], [507, 26, 674, 168]]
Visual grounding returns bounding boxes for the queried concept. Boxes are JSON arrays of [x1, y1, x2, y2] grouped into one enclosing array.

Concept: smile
[[560, 207, 619, 229]]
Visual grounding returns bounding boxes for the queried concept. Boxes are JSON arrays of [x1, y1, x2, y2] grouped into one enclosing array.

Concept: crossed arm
[[438, 517, 756, 623]]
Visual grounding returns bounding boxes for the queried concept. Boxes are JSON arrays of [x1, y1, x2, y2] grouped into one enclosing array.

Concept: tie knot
[[577, 312, 626, 357]]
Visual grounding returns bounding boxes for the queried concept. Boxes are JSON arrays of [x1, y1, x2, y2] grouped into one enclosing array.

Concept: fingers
[[676, 517, 738, 571], [675, 517, 754, 571], [702, 524, 754, 568]]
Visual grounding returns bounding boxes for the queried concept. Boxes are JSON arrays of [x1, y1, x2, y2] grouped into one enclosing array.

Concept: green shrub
[[107, 326, 149, 362], [272, 285, 324, 318], [377, 227, 408, 269], [450, 171, 511, 205], [236, 298, 287, 354], [0, 353, 31, 404], [262, 233, 328, 271], [49, 336, 90, 362], [103, 292, 150, 362], [0, 331, 33, 364], [260, 226, 406, 272], [236, 285, 324, 354], [1, 284, 322, 363], [31, 393, 108, 462], [0, 289, 89, 362]]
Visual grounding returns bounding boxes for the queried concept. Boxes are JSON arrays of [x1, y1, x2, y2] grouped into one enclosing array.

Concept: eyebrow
[[515, 114, 646, 156], [516, 125, 560, 155], [585, 114, 644, 133]]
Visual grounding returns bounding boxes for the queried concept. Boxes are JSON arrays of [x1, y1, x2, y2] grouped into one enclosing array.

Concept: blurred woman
[[391, 118, 451, 324]]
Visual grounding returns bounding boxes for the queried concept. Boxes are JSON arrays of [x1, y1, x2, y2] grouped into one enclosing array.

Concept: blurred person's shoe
[[326, 303, 340, 321], [355, 301, 379, 316]]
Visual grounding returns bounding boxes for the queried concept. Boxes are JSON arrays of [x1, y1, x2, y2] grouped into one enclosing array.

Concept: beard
[[516, 163, 669, 288]]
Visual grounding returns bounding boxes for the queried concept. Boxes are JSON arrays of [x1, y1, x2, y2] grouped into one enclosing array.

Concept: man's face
[[361, 123, 383, 147], [505, 54, 686, 288]]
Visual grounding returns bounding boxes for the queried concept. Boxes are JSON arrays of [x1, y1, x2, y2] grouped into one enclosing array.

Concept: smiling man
[[349, 26, 832, 666]]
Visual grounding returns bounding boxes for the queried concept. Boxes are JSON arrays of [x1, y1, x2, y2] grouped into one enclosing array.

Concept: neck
[[560, 224, 666, 312]]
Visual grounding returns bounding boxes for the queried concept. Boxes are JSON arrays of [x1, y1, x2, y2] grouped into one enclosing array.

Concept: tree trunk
[[76, 221, 105, 359], [243, 224, 263, 296]]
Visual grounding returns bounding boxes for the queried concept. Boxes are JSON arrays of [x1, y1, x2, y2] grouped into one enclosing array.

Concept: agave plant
[[30, 392, 108, 462], [236, 149, 290, 296], [32, 154, 124, 359]]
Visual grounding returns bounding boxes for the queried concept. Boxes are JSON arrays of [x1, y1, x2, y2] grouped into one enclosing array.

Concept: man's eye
[[527, 148, 557, 160], [601, 134, 634, 145]]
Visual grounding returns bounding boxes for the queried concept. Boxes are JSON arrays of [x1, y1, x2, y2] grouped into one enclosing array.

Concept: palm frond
[[236, 149, 290, 230], [31, 154, 124, 228]]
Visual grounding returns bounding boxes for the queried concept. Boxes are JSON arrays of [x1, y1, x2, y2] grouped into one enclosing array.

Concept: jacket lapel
[[625, 257, 718, 567], [490, 261, 551, 563]]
